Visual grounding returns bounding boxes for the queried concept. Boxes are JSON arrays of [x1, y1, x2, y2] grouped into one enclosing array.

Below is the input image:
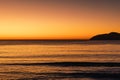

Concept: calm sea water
[[0, 40, 120, 80]]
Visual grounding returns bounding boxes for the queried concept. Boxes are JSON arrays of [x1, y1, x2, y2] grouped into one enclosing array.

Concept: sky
[[0, 0, 120, 40]]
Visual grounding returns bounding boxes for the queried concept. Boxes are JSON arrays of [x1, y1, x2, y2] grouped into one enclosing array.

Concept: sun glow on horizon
[[0, 0, 120, 40]]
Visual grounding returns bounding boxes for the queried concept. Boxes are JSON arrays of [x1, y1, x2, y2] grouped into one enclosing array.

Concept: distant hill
[[90, 32, 120, 40]]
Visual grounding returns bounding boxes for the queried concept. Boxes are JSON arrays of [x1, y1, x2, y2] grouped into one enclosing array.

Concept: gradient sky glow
[[0, 0, 120, 39]]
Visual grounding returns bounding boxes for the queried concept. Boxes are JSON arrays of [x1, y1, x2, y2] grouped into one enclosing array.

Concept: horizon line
[[0, 39, 89, 41]]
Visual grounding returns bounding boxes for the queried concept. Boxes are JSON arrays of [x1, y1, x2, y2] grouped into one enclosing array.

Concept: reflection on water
[[0, 41, 120, 80]]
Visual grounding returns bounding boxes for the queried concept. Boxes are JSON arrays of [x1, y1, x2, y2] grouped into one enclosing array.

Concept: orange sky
[[0, 0, 120, 40]]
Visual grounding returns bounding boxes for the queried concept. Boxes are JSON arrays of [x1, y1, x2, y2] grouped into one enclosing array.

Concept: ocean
[[0, 40, 120, 80]]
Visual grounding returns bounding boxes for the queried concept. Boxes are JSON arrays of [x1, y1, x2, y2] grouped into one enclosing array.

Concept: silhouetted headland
[[90, 32, 120, 40]]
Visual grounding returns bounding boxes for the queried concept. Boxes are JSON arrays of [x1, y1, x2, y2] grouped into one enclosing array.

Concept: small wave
[[2, 62, 120, 67], [17, 72, 120, 79], [1, 71, 120, 79]]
